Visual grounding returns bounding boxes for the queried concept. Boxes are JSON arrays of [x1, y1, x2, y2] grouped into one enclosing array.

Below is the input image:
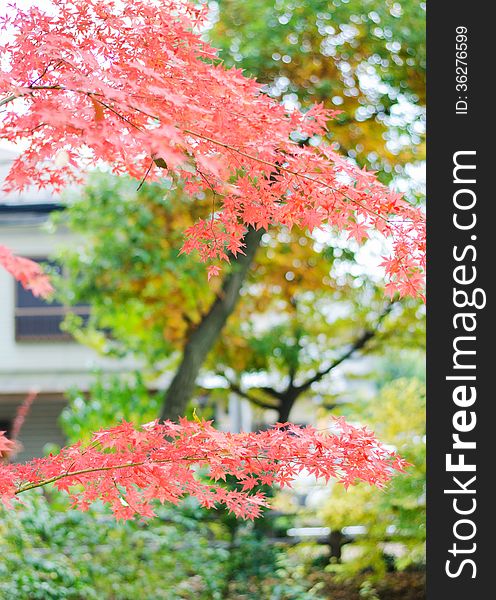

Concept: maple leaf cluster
[[0, 0, 425, 297], [0, 244, 53, 297], [0, 418, 408, 520]]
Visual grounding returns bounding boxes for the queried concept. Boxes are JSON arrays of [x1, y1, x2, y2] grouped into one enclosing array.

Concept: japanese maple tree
[[0, 0, 424, 519]]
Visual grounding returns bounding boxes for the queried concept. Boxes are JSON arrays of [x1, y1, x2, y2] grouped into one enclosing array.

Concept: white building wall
[[0, 223, 138, 394]]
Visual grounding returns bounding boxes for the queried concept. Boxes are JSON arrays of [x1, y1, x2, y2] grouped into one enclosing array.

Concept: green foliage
[[210, 0, 426, 186], [321, 377, 426, 579], [359, 580, 381, 600], [0, 491, 319, 600], [60, 371, 160, 443], [0, 492, 225, 599]]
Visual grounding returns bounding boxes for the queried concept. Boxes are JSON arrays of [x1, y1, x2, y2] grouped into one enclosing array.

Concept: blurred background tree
[[52, 174, 424, 423], [210, 0, 425, 192]]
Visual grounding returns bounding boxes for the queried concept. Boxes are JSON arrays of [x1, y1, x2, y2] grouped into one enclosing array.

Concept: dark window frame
[[14, 256, 90, 342], [0, 420, 11, 436]]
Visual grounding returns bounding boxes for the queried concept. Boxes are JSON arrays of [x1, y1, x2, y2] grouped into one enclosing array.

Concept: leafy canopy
[[1, 0, 424, 296], [53, 174, 423, 423]]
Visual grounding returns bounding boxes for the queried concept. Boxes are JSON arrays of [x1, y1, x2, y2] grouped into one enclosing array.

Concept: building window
[[14, 258, 90, 341]]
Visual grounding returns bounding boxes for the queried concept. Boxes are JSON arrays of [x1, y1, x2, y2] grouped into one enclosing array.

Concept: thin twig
[[136, 160, 154, 191]]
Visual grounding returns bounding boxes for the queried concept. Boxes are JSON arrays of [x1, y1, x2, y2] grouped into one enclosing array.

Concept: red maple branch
[[0, 418, 408, 520]]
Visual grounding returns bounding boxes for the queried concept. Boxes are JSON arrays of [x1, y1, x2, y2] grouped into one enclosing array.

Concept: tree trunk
[[328, 530, 346, 563], [160, 227, 263, 421], [276, 389, 299, 423]]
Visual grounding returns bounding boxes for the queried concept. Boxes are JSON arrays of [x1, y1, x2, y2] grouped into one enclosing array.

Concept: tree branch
[[295, 302, 395, 394], [259, 386, 285, 401], [220, 375, 280, 411]]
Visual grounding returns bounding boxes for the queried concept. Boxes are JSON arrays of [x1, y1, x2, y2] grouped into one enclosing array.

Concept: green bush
[[0, 490, 318, 599]]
